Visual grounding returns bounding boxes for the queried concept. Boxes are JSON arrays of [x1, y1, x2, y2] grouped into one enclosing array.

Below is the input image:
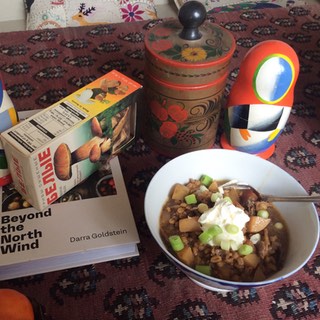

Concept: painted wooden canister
[[143, 1, 236, 157]]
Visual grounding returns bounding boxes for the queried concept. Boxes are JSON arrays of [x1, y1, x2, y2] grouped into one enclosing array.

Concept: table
[[0, 4, 319, 319]]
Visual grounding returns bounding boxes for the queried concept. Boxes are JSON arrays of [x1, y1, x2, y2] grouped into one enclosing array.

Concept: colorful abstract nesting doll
[[0, 74, 18, 186], [221, 40, 299, 159]]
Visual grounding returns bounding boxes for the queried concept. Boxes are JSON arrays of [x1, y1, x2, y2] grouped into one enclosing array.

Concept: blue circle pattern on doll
[[254, 54, 294, 104]]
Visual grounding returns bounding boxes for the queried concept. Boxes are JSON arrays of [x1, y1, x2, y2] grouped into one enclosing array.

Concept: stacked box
[[1, 70, 142, 210]]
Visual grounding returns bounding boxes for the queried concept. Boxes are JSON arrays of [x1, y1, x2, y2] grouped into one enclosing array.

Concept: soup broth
[[159, 177, 289, 282]]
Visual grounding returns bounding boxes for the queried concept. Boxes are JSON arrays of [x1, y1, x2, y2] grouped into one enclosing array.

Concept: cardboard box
[[1, 70, 142, 210]]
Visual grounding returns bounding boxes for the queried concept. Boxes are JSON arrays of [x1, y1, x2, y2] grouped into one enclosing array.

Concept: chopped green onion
[[275, 222, 283, 230], [225, 224, 239, 234], [211, 192, 221, 203], [223, 196, 233, 203], [220, 239, 231, 251], [250, 233, 261, 244], [198, 225, 223, 244], [185, 194, 197, 205], [257, 210, 269, 219], [198, 203, 209, 213], [195, 265, 211, 276], [230, 240, 238, 251], [169, 235, 184, 252], [198, 231, 212, 244], [200, 174, 213, 187], [199, 185, 208, 192], [238, 244, 253, 256], [207, 225, 223, 237]]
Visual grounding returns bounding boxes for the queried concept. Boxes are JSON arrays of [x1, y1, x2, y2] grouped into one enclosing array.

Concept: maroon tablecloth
[[0, 4, 319, 320]]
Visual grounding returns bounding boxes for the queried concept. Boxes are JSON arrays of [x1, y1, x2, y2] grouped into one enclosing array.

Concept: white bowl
[[144, 149, 319, 291]]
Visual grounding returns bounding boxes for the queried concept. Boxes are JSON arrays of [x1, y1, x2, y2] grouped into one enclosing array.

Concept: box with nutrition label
[[1, 70, 142, 211]]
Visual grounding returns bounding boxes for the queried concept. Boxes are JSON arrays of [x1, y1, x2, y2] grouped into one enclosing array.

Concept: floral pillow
[[25, 0, 158, 30]]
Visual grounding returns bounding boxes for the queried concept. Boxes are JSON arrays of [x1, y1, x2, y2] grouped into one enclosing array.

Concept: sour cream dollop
[[198, 198, 250, 250]]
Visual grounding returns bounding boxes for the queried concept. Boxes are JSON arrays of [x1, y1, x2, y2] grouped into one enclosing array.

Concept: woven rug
[[174, 0, 311, 12], [0, 3, 319, 320]]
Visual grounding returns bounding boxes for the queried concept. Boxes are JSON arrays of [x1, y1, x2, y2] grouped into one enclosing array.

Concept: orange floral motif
[[160, 121, 178, 139], [150, 100, 168, 121], [149, 98, 201, 145], [151, 39, 173, 52], [168, 104, 188, 122], [153, 27, 171, 38]]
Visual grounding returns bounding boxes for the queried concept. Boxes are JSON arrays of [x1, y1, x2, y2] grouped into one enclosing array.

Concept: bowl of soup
[[144, 149, 319, 291]]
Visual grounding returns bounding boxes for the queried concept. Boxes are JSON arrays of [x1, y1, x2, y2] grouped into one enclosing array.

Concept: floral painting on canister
[[144, 2, 236, 156]]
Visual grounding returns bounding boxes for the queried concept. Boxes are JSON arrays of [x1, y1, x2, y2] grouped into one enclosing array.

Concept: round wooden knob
[[178, 1, 207, 41]]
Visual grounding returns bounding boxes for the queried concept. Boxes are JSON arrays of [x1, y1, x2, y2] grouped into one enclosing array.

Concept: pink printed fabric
[[1, 4, 319, 320], [26, 0, 158, 30]]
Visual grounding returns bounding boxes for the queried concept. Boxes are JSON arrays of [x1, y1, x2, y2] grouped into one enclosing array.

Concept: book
[[0, 110, 140, 281], [0, 155, 140, 281]]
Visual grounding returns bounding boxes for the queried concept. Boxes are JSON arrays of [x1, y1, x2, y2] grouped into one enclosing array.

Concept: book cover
[[0, 155, 140, 281]]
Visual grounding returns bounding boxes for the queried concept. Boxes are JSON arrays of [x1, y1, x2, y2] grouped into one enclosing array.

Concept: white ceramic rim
[[144, 149, 320, 289]]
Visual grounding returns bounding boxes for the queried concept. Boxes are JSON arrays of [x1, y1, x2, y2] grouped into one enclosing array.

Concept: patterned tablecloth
[[0, 4, 319, 320]]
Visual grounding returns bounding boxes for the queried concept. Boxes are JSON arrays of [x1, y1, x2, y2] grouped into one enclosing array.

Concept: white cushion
[[25, 0, 158, 30]]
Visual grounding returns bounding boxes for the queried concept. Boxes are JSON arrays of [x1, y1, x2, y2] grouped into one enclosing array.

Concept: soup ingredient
[[177, 246, 194, 266], [159, 176, 289, 282], [198, 198, 250, 250], [197, 203, 209, 213], [257, 209, 269, 219], [225, 224, 239, 234], [211, 192, 221, 202], [243, 253, 260, 268], [250, 233, 261, 244], [179, 216, 202, 232], [199, 224, 223, 244], [247, 216, 271, 233], [200, 174, 213, 187], [171, 184, 190, 201], [238, 244, 254, 256], [185, 194, 197, 204], [195, 265, 211, 275], [275, 222, 283, 229], [169, 235, 184, 252]]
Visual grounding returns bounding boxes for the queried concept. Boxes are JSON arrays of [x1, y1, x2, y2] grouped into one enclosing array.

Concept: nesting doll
[[0, 74, 18, 186], [221, 40, 299, 159]]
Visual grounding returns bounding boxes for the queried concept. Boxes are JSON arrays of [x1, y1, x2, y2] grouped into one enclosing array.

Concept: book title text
[[0, 208, 52, 254]]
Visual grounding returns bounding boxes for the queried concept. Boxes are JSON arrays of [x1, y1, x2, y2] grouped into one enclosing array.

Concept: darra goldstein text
[[0, 208, 52, 254]]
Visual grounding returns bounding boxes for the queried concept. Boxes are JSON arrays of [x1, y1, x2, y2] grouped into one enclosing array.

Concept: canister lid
[[144, 1, 236, 84]]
